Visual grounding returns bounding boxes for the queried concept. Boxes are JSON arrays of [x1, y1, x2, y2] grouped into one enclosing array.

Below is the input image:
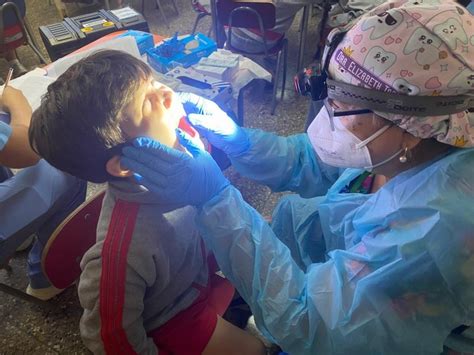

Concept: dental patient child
[[28, 50, 265, 355]]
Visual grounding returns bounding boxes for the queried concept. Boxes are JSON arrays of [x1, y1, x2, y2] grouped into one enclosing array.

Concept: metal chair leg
[[53, 0, 67, 18], [155, 0, 169, 28], [207, 23, 212, 37], [194, 12, 212, 37], [281, 40, 288, 101], [23, 19, 48, 64], [0, 283, 55, 310], [27, 40, 47, 64], [171, 0, 179, 15], [271, 50, 282, 115], [23, 19, 39, 47], [192, 12, 207, 34], [237, 88, 244, 126]]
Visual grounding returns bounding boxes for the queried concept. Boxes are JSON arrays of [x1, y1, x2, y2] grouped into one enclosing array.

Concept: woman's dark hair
[[29, 50, 151, 183]]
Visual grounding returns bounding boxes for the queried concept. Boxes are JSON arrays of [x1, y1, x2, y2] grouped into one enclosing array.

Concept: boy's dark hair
[[29, 50, 151, 183]]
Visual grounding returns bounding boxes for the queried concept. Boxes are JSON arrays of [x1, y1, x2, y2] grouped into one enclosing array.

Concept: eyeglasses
[[323, 98, 373, 131], [323, 98, 372, 118]]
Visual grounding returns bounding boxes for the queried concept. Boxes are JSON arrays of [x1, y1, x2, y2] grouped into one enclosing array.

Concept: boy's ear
[[106, 155, 133, 178]]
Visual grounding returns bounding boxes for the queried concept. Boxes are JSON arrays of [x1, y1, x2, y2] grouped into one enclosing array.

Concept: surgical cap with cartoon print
[[328, 0, 474, 147]]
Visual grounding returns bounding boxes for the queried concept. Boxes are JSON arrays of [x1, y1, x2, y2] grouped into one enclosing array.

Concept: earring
[[399, 147, 408, 163]]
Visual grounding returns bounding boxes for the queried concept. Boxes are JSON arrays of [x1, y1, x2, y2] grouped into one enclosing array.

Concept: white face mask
[[307, 106, 403, 170]]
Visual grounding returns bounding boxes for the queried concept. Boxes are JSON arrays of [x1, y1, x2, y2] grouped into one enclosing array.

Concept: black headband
[[327, 79, 473, 116]]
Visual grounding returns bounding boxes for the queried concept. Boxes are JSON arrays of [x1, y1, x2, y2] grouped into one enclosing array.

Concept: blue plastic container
[[117, 30, 154, 55], [146, 33, 217, 73]]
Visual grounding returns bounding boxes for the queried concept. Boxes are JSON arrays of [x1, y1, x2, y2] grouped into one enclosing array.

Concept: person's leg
[[0, 160, 86, 293], [202, 316, 266, 355], [203, 275, 265, 354], [270, 194, 327, 271], [0, 160, 60, 262], [26, 173, 86, 292]]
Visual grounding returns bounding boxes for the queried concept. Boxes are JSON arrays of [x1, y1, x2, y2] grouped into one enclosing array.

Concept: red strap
[[99, 199, 140, 355]]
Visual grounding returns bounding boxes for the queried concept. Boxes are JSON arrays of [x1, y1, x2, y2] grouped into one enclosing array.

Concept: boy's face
[[121, 76, 185, 148]]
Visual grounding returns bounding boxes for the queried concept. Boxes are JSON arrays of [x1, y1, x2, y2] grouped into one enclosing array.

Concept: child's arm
[[0, 86, 39, 168], [78, 244, 160, 354]]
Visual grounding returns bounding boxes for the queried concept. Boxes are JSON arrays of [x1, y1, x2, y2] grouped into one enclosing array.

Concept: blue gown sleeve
[[230, 129, 340, 198], [197, 159, 473, 355], [0, 121, 12, 151]]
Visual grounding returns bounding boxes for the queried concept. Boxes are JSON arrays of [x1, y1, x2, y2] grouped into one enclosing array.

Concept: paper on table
[[213, 49, 271, 99], [0, 67, 54, 111], [46, 36, 142, 79], [11, 76, 56, 111]]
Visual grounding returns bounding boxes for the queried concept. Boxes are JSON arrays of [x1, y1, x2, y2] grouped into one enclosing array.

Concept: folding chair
[[42, 190, 105, 290], [216, 0, 288, 115], [0, 1, 47, 64]]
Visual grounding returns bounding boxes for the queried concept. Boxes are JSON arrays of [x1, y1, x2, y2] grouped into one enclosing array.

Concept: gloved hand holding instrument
[[177, 92, 250, 158]]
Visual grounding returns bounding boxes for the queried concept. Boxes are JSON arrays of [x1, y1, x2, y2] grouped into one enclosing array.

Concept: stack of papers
[[194, 50, 240, 81]]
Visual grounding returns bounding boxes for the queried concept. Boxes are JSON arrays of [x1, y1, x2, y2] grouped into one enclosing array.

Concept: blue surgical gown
[[196, 129, 474, 355]]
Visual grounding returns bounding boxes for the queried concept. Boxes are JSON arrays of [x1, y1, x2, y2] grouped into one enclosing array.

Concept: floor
[[0, 0, 320, 353]]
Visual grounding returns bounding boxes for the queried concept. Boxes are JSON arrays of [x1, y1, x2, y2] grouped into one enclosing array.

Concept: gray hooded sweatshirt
[[78, 181, 210, 354]]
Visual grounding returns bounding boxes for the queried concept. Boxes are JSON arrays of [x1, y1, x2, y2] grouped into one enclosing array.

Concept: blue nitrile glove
[[121, 131, 230, 208], [177, 92, 250, 157]]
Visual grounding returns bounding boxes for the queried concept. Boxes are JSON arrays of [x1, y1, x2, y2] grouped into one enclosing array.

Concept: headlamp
[[295, 28, 474, 116]]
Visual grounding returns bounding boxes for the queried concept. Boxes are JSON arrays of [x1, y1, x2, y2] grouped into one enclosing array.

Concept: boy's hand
[[1, 86, 30, 114], [0, 87, 38, 168]]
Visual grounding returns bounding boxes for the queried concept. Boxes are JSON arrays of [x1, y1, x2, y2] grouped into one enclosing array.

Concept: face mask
[[307, 106, 402, 170]]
